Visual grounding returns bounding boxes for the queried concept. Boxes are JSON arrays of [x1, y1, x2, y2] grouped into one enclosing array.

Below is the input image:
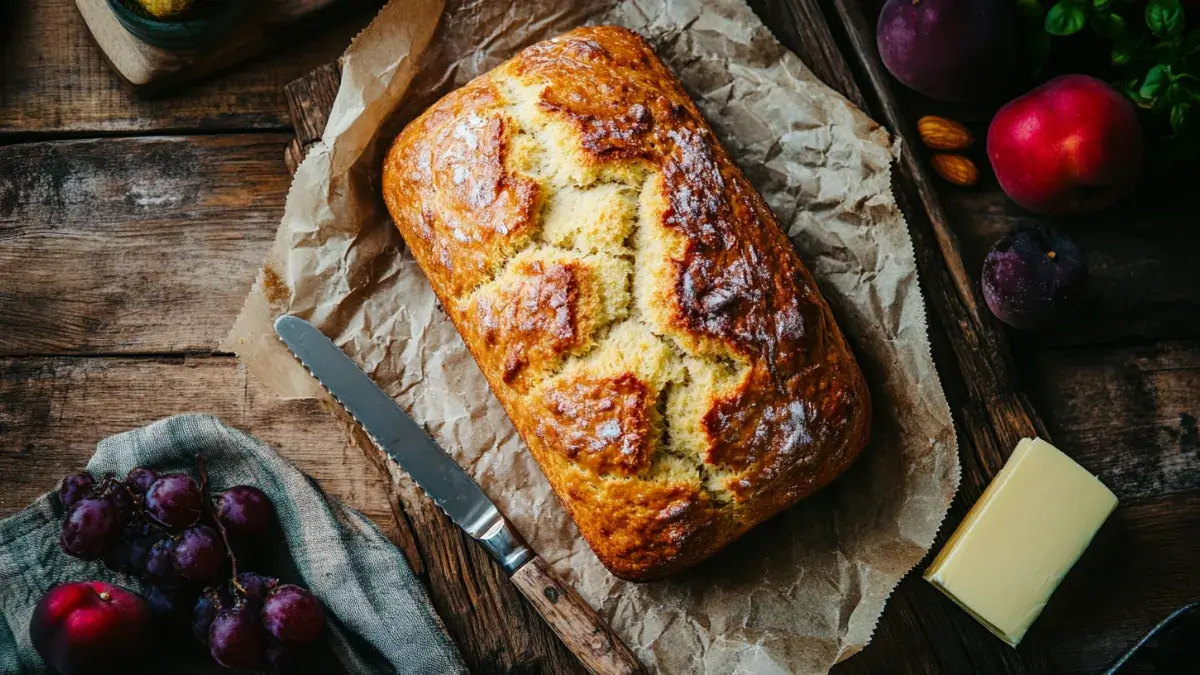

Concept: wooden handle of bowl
[[510, 555, 646, 675]]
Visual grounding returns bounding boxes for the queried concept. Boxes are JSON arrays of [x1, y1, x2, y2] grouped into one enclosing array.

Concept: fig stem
[[195, 454, 246, 597]]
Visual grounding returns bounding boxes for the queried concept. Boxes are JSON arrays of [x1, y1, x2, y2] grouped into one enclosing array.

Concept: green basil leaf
[[1171, 102, 1191, 134], [1127, 88, 1153, 108], [1147, 0, 1185, 38], [1093, 0, 1112, 11], [1019, 0, 1046, 20], [1112, 32, 1142, 65], [1141, 63, 1171, 99], [1166, 82, 1187, 106], [1091, 12, 1127, 39], [1046, 1, 1089, 34]]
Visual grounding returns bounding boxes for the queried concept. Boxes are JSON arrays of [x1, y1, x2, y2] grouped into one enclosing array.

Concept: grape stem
[[115, 476, 173, 538], [97, 472, 171, 538], [94, 473, 116, 494], [195, 454, 246, 597]]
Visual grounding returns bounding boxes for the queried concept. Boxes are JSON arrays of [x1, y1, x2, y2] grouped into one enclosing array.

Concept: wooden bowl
[[106, 0, 249, 50]]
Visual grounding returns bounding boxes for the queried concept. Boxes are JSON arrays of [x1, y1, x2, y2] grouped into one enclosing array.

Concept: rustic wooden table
[[1, 2, 1197, 674]]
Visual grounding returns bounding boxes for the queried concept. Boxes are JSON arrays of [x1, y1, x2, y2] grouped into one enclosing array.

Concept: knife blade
[[274, 315, 644, 675], [273, 314, 533, 573]]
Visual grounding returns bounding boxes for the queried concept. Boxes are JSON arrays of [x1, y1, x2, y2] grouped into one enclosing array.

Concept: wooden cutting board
[[279, 1, 1058, 672], [75, 0, 342, 90]]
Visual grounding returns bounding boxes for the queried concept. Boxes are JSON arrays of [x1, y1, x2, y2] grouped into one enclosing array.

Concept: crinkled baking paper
[[225, 1, 959, 672]]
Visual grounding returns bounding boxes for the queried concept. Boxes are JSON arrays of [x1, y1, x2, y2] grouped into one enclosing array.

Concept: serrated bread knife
[[274, 315, 643, 675]]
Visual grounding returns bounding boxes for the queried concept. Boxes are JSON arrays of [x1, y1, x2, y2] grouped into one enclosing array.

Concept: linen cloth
[[0, 414, 466, 674]]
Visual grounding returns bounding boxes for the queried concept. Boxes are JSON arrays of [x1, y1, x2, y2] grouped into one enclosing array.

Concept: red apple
[[30, 582, 150, 675], [987, 75, 1144, 215]]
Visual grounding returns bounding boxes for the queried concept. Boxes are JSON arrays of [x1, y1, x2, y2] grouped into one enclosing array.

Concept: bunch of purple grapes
[[58, 463, 324, 673]]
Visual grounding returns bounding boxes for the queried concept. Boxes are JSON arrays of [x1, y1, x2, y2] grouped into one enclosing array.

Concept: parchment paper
[[224, 1, 960, 672]]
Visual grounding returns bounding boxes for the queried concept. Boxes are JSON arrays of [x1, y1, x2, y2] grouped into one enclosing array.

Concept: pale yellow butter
[[924, 437, 1117, 647]]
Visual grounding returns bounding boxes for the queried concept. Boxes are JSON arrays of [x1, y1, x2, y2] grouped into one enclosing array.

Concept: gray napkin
[[0, 414, 466, 674]]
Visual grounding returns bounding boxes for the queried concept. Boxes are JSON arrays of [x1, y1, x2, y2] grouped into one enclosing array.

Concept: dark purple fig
[[877, 0, 1017, 102], [982, 228, 1088, 330]]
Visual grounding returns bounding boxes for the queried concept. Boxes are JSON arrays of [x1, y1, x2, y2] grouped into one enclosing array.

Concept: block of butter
[[925, 437, 1117, 647]]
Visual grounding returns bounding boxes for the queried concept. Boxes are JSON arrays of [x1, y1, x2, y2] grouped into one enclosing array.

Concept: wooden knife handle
[[511, 555, 646, 675]]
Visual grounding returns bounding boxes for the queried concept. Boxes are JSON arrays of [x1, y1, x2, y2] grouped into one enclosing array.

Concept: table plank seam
[[0, 351, 235, 360], [0, 126, 295, 148]]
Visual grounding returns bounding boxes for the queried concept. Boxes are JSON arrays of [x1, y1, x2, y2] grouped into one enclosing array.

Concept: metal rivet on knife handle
[[511, 555, 645, 675]]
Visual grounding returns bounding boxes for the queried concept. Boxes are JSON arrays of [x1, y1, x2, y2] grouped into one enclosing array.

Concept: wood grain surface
[[252, 8, 1200, 671], [0, 135, 291, 355], [334, 407, 589, 674], [0, 356, 398, 535], [0, 1, 1196, 674], [753, 1, 1053, 670], [276, 67, 592, 672], [73, 0, 343, 89], [0, 1, 378, 134], [509, 555, 646, 675], [284, 62, 339, 173]]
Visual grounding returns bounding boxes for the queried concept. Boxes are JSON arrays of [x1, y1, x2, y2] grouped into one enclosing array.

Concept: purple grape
[[145, 475, 203, 528], [209, 606, 265, 670], [261, 585, 324, 646], [144, 537, 184, 590], [192, 590, 222, 645], [101, 528, 155, 575], [231, 572, 277, 607], [172, 525, 225, 581], [101, 539, 131, 574], [124, 467, 158, 497], [58, 473, 95, 510], [105, 487, 134, 527], [216, 486, 274, 538], [145, 586, 186, 620], [59, 497, 120, 559]]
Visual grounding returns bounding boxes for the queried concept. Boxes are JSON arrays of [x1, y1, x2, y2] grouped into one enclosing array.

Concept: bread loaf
[[382, 25, 870, 581]]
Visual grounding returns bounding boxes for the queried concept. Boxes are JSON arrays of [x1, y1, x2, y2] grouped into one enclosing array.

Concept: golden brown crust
[[383, 25, 871, 581], [537, 372, 654, 477]]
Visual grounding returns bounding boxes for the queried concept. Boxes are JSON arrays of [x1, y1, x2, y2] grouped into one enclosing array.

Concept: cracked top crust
[[382, 25, 871, 581]]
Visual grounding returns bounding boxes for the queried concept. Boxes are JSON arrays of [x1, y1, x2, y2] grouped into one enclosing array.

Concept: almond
[[931, 153, 978, 187], [918, 115, 974, 151]]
